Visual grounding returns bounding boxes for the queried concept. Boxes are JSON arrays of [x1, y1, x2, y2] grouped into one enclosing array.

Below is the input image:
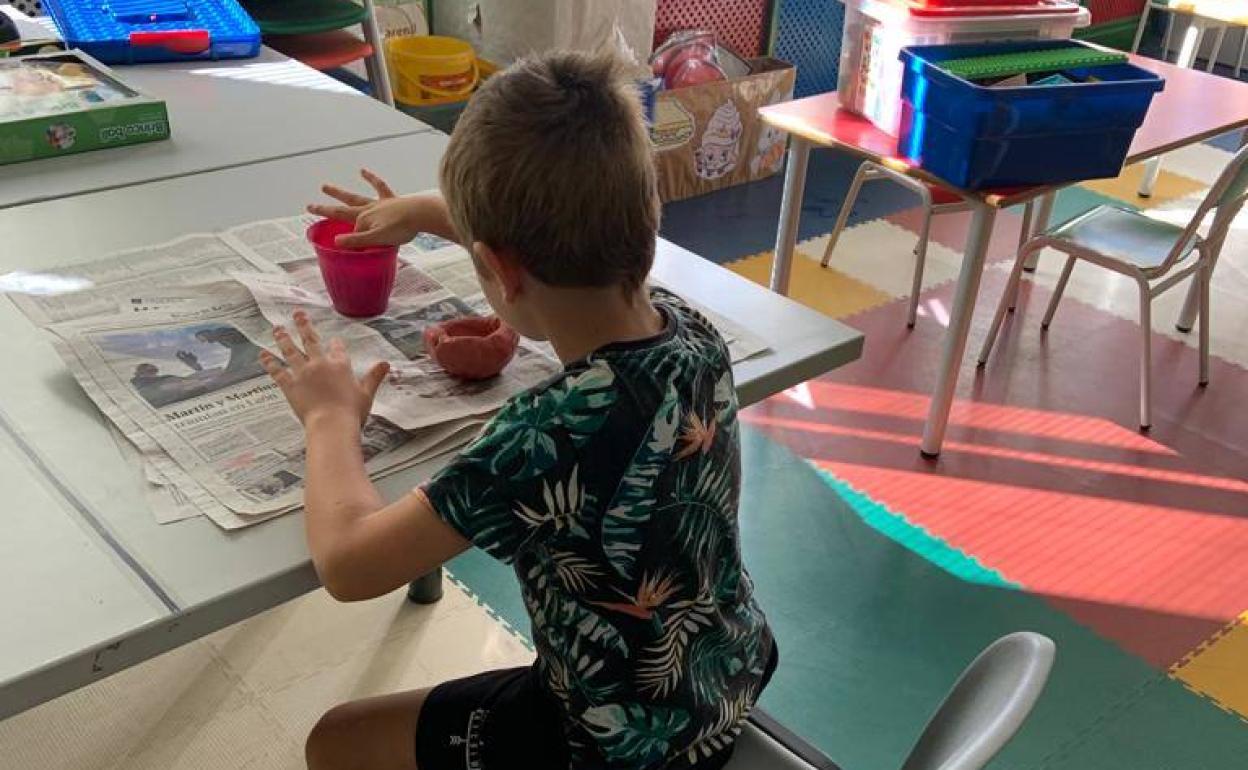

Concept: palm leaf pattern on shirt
[[473, 360, 617, 479], [435, 483, 521, 561], [602, 382, 681, 579], [683, 686, 756, 765], [637, 582, 717, 698], [531, 587, 630, 659], [514, 465, 592, 540], [581, 703, 692, 766], [547, 636, 619, 705]]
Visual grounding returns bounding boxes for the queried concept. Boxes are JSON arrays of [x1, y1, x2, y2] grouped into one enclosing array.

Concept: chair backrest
[[1159, 143, 1248, 273], [898, 632, 1056, 770]]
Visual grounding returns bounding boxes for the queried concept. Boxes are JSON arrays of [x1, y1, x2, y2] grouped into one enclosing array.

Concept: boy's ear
[[473, 242, 526, 302]]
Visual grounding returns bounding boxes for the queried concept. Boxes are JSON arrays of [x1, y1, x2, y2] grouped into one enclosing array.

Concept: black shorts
[[415, 643, 778, 770]]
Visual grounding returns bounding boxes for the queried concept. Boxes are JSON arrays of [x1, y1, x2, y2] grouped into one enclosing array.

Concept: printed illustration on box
[[695, 100, 743, 179], [651, 98, 697, 150], [750, 94, 789, 176]]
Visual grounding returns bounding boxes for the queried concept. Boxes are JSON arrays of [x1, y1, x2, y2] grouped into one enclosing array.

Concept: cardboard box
[[650, 58, 796, 202], [0, 50, 170, 166]]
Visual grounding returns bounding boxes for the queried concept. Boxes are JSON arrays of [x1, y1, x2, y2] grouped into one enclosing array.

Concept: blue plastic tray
[[897, 40, 1165, 190], [45, 0, 260, 64]]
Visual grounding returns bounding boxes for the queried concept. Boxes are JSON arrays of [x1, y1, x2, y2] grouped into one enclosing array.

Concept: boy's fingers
[[294, 312, 322, 357], [361, 169, 396, 199], [306, 203, 358, 222], [259, 350, 291, 386], [328, 337, 348, 359], [321, 184, 371, 206], [360, 361, 390, 398], [272, 326, 305, 369], [334, 229, 387, 248]]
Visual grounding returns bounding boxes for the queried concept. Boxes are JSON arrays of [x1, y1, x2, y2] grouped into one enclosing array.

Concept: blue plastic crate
[[898, 39, 1164, 190], [44, 0, 260, 64]]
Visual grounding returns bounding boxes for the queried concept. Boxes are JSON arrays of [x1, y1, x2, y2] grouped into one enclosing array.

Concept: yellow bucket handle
[[415, 59, 480, 98]]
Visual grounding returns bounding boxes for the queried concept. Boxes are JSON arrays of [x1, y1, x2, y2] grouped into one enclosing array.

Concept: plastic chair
[[725, 632, 1056, 770], [243, 0, 394, 105], [821, 161, 1033, 328], [978, 143, 1248, 429]]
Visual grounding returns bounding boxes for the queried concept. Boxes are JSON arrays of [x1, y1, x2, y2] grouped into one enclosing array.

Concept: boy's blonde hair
[[440, 50, 659, 292]]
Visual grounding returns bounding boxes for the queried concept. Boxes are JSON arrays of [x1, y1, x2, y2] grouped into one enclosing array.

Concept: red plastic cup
[[307, 218, 399, 317]]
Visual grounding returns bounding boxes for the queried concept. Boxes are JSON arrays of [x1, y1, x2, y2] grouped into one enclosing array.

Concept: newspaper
[[49, 283, 482, 520], [8, 233, 272, 326], [7, 213, 767, 531]]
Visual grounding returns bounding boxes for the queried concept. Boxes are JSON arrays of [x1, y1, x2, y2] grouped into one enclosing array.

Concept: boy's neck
[[535, 284, 664, 364]]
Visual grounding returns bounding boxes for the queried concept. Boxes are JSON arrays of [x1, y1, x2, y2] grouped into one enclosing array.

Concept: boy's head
[[440, 50, 659, 337]]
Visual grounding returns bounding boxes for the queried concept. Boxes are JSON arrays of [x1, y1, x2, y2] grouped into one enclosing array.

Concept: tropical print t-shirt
[[424, 289, 774, 769]]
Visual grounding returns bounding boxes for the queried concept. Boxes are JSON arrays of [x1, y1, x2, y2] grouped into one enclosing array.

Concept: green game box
[[0, 49, 170, 166]]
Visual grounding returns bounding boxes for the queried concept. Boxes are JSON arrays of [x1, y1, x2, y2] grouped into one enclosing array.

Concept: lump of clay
[[423, 316, 520, 380]]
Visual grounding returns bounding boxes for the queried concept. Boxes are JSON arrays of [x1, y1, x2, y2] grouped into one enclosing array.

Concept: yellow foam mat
[[727, 249, 894, 321], [1082, 163, 1209, 209], [1172, 610, 1248, 723]]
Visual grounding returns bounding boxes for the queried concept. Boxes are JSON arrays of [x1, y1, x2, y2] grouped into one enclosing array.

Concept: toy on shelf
[[42, 0, 261, 64]]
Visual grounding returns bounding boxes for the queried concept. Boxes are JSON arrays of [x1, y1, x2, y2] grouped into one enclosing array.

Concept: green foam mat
[[940, 47, 1128, 81]]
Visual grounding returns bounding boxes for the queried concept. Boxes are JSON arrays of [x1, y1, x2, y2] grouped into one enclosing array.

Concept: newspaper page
[[50, 283, 481, 519], [7, 233, 273, 327]]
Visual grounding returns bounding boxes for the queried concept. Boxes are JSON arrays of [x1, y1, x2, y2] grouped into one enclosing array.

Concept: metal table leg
[[1140, 18, 1208, 197], [770, 138, 812, 296], [921, 202, 998, 457]]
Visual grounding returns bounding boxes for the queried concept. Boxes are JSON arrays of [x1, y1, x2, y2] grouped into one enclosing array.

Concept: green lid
[[939, 47, 1129, 81]]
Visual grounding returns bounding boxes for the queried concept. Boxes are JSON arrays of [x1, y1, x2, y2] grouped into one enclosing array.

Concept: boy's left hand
[[260, 312, 390, 428]]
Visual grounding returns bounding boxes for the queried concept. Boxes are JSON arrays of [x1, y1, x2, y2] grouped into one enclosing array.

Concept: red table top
[[758, 54, 1248, 206]]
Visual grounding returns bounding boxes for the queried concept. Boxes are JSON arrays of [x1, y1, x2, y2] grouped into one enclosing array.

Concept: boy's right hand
[[308, 169, 423, 249]]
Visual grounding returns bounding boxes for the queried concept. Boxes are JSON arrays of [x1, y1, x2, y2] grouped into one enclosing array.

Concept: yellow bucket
[[387, 35, 479, 106]]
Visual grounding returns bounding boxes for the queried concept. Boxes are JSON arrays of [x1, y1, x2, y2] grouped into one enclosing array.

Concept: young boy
[[261, 50, 776, 770]]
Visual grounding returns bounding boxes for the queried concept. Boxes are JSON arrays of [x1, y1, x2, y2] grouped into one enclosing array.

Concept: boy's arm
[[262, 313, 470, 602], [308, 169, 461, 249]]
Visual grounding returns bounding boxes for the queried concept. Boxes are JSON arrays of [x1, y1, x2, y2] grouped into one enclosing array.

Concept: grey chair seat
[[1048, 205, 1197, 275], [725, 632, 1055, 770]]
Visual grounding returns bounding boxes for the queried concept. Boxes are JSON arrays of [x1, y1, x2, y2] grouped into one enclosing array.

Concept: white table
[[0, 8, 432, 210], [0, 132, 863, 718]]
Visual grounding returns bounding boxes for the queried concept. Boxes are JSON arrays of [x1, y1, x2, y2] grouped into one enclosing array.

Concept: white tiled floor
[[0, 579, 533, 770]]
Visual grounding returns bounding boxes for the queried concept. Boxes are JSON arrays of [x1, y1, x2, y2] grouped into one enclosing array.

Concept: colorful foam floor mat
[[451, 136, 1248, 767]]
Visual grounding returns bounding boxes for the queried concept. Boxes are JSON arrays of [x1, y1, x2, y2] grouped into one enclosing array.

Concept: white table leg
[[1020, 191, 1054, 276], [1205, 24, 1228, 73], [921, 202, 997, 457], [770, 137, 812, 295], [1141, 19, 1208, 197]]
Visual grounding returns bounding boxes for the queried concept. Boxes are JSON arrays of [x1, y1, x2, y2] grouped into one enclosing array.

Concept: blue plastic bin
[[44, 0, 261, 64], [897, 40, 1165, 190]]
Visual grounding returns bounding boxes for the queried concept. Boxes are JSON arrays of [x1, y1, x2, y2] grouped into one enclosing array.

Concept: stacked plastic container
[[838, 0, 1090, 135]]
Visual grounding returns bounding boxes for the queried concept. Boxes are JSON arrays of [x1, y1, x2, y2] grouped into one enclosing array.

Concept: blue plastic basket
[[898, 40, 1164, 190], [44, 0, 260, 64]]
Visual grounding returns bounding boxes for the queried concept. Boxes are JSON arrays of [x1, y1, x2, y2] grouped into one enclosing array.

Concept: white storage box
[[838, 0, 1091, 135]]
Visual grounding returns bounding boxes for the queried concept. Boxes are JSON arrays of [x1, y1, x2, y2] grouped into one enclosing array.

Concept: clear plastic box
[[838, 0, 1090, 135]]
